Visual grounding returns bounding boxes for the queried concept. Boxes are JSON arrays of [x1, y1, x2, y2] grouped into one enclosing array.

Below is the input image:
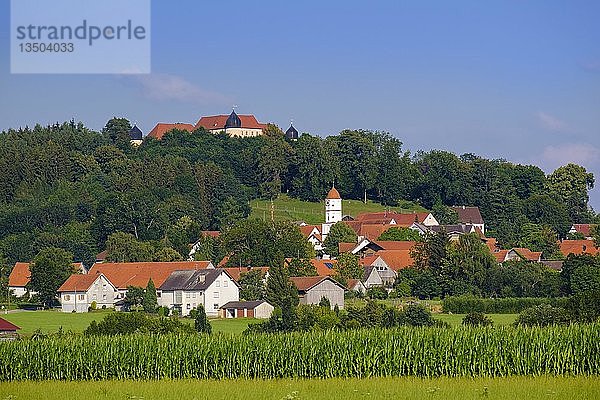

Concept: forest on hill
[[0, 118, 597, 267]]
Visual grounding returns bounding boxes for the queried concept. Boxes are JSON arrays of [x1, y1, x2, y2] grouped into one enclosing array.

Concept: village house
[[58, 273, 117, 313], [559, 240, 599, 257], [452, 206, 485, 235], [220, 300, 274, 319], [8, 262, 85, 299], [492, 248, 542, 263], [568, 224, 597, 240], [158, 268, 239, 317], [346, 279, 367, 294], [290, 276, 345, 309]]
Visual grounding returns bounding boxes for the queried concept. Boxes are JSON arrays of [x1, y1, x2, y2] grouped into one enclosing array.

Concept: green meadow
[[250, 194, 426, 224], [1, 376, 598, 400]]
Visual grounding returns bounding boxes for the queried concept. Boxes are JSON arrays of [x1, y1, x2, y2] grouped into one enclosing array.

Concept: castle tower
[[322, 185, 342, 238]]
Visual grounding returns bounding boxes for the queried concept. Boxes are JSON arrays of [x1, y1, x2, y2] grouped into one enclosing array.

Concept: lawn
[[1, 377, 598, 400], [435, 313, 518, 327], [0, 310, 258, 336], [250, 194, 426, 224]]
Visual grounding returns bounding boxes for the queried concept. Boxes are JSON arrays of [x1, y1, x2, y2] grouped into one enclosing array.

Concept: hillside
[[250, 195, 427, 224]]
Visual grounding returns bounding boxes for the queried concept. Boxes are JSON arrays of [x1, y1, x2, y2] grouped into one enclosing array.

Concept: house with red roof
[[492, 248, 542, 263], [147, 123, 195, 140], [559, 240, 599, 257], [568, 224, 597, 240], [452, 206, 485, 235], [8, 262, 85, 299], [58, 273, 117, 313]]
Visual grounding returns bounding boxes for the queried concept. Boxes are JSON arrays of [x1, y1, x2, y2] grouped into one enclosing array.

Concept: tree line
[[0, 118, 597, 273]]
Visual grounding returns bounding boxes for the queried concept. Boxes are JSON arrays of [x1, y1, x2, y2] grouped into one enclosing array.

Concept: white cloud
[[125, 73, 231, 105], [537, 111, 567, 132], [541, 143, 600, 170]]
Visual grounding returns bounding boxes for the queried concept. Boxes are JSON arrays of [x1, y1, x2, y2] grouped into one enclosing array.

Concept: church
[[300, 186, 343, 257]]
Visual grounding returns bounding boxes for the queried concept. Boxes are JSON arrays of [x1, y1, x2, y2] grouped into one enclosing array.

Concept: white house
[[158, 268, 239, 317], [58, 273, 117, 313]]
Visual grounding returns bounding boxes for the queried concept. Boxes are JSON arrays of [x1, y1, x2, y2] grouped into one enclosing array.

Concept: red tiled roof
[[343, 221, 363, 234], [355, 212, 430, 225], [493, 250, 509, 263], [483, 238, 498, 252], [88, 261, 212, 289], [58, 274, 103, 292], [358, 224, 396, 240], [8, 262, 30, 287], [560, 240, 599, 256], [201, 230, 220, 238], [452, 206, 484, 225], [338, 242, 356, 254], [290, 276, 344, 291], [0, 317, 20, 332], [376, 250, 415, 271], [195, 115, 266, 131], [512, 248, 542, 262], [224, 266, 269, 282], [571, 224, 596, 237], [326, 187, 341, 199], [147, 123, 195, 140], [346, 279, 363, 290], [300, 225, 320, 238], [9, 262, 84, 287], [310, 259, 338, 276]]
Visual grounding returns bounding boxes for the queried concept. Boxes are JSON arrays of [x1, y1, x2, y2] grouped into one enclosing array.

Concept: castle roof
[[285, 123, 299, 140]]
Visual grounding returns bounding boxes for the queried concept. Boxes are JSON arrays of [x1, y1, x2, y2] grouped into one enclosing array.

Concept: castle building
[[195, 109, 266, 138]]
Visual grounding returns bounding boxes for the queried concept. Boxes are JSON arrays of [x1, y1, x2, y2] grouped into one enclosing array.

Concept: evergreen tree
[[143, 279, 158, 313], [265, 256, 299, 308], [194, 304, 212, 334]]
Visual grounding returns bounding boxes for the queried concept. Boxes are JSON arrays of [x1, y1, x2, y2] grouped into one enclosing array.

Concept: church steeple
[[285, 120, 299, 141]]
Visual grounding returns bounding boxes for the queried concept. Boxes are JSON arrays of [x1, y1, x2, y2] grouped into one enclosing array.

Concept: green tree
[[323, 222, 357, 257], [124, 286, 145, 309], [334, 253, 363, 286], [102, 117, 132, 151], [238, 269, 266, 301], [28, 247, 74, 307], [286, 258, 317, 277], [105, 232, 154, 262], [265, 257, 298, 309], [153, 247, 183, 262], [377, 227, 422, 242], [143, 279, 158, 313], [518, 223, 562, 260], [194, 304, 212, 334], [548, 163, 595, 223], [431, 201, 459, 224]]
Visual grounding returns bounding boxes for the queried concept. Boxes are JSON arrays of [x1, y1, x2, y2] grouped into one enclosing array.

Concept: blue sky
[[1, 1, 599, 209]]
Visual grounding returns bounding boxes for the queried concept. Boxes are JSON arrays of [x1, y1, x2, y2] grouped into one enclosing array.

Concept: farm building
[[9, 262, 85, 299], [0, 317, 20, 340], [290, 276, 345, 309], [220, 300, 274, 319], [158, 268, 239, 317]]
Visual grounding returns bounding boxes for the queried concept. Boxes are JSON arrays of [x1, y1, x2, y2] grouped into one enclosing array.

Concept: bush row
[[442, 296, 570, 314]]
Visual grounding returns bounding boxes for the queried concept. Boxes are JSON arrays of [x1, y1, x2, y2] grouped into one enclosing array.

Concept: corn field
[[0, 325, 599, 381]]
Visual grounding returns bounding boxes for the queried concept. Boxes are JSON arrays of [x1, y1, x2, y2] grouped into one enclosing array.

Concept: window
[[213, 303, 219, 310], [187, 304, 191, 309], [216, 281, 220, 287], [224, 280, 228, 287], [78, 294, 85, 301], [156, 291, 161, 298], [192, 292, 196, 299], [92, 294, 97, 300], [64, 295, 70, 301], [186, 292, 190, 299], [213, 292, 219, 298], [102, 294, 107, 301]]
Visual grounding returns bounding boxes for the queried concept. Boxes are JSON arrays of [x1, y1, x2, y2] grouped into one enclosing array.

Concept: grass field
[[1, 376, 598, 400], [435, 313, 518, 327], [250, 194, 426, 224], [0, 310, 257, 336], [2, 309, 519, 335]]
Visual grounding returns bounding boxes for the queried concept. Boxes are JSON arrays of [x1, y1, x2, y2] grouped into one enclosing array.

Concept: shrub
[[402, 304, 435, 327], [194, 305, 212, 334], [567, 289, 600, 323], [367, 286, 388, 300], [462, 312, 493, 327], [514, 304, 571, 327], [442, 295, 569, 314], [157, 306, 170, 317], [318, 296, 331, 308], [89, 301, 97, 311]]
